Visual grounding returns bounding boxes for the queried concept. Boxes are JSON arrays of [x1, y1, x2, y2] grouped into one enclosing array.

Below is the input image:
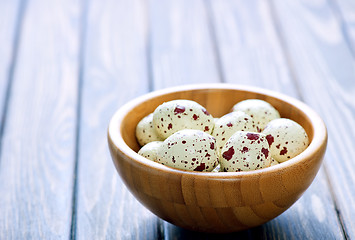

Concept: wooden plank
[[207, 0, 296, 95], [148, 0, 225, 237], [0, 0, 81, 238], [0, 0, 22, 143], [208, 0, 344, 238], [73, 0, 161, 239], [270, 0, 355, 238], [149, 0, 220, 89]]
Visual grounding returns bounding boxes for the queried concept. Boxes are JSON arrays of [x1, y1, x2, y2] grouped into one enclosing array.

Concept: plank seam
[[145, 0, 154, 92], [145, 1, 165, 237], [0, 0, 28, 161], [323, 164, 350, 240], [70, 0, 89, 239], [327, 0, 355, 59], [204, 0, 226, 83], [157, 218, 165, 240]]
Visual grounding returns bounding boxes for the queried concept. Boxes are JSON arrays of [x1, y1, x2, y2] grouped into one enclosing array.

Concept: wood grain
[[332, 0, 355, 55], [73, 0, 160, 239], [207, 0, 344, 238], [0, 0, 22, 142], [149, 0, 220, 89], [0, 0, 81, 238], [271, 0, 355, 238]]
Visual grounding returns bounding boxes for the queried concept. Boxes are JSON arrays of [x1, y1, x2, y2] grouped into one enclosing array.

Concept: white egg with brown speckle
[[212, 111, 257, 154], [136, 113, 164, 146], [156, 129, 219, 172], [138, 141, 163, 162], [270, 158, 279, 166], [153, 100, 214, 139], [232, 99, 280, 132], [220, 131, 271, 172], [263, 118, 309, 163]]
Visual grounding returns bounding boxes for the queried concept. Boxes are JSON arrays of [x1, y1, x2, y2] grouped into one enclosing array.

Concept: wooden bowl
[[108, 84, 327, 233]]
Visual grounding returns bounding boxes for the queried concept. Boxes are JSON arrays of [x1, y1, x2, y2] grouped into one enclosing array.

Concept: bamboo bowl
[[108, 84, 327, 233]]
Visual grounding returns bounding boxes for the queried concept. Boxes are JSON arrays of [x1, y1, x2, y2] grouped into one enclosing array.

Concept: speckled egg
[[136, 113, 164, 146], [137, 141, 163, 162], [263, 118, 309, 163], [232, 99, 280, 132], [153, 100, 214, 139], [212, 111, 257, 154], [156, 129, 219, 172], [270, 158, 279, 166], [220, 131, 271, 172]]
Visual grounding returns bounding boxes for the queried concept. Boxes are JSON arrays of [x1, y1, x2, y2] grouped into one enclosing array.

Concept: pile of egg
[[136, 99, 309, 172]]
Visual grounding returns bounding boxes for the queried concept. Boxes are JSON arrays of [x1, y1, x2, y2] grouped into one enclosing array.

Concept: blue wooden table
[[0, 0, 354, 239]]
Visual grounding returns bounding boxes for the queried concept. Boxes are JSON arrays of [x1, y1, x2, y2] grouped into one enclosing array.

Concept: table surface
[[0, 0, 354, 239]]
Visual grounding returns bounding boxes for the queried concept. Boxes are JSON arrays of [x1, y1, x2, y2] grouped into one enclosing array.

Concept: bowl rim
[[108, 83, 327, 179]]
